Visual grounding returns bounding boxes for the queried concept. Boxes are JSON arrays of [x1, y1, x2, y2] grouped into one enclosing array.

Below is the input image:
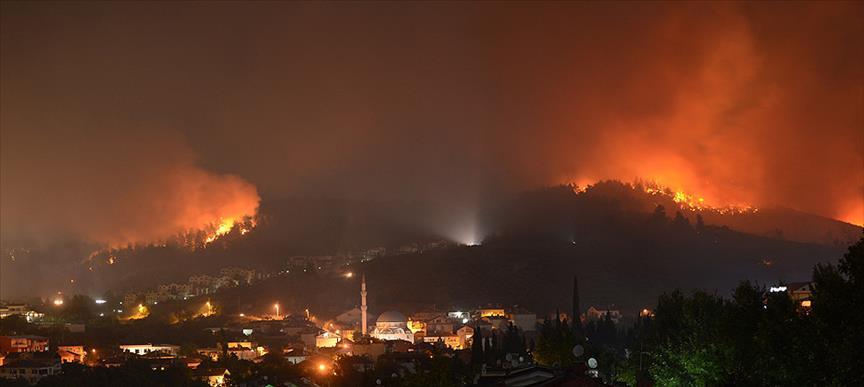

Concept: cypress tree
[[471, 325, 484, 370]]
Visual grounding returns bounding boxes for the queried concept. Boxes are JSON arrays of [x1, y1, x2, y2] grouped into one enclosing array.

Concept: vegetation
[[528, 236, 864, 386], [621, 236, 864, 386]]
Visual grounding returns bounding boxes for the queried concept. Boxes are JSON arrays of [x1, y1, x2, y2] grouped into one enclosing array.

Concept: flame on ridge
[[572, 179, 758, 215]]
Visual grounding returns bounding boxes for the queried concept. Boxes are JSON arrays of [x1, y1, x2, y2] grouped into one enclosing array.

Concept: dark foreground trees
[[624, 236, 864, 386]]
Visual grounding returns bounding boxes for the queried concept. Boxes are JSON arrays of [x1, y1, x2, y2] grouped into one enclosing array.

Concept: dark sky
[[2, 2, 862, 247]]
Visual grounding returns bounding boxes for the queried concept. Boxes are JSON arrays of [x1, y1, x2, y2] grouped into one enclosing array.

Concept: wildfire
[[204, 218, 236, 244], [643, 184, 757, 215], [203, 216, 257, 245], [573, 179, 758, 215], [81, 214, 258, 269], [122, 303, 149, 320]]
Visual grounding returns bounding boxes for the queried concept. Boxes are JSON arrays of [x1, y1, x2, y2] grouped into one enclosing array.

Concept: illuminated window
[[801, 300, 812, 308]]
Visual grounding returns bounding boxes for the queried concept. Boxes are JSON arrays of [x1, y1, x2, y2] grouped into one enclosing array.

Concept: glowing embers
[[641, 183, 757, 215]]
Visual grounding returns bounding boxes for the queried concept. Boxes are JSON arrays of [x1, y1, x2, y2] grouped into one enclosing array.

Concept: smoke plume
[[1, 0, 862, 251]]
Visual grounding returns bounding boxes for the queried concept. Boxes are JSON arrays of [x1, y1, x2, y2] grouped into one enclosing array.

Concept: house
[[785, 282, 814, 309], [0, 353, 61, 384], [188, 275, 232, 295], [447, 310, 471, 321], [57, 345, 86, 363], [0, 304, 29, 317], [476, 308, 506, 318], [0, 304, 43, 322], [315, 331, 340, 348], [586, 306, 622, 324], [283, 349, 308, 365], [119, 344, 180, 357], [221, 341, 265, 360], [195, 368, 230, 387], [456, 325, 474, 349], [178, 357, 202, 369], [421, 334, 462, 349], [0, 336, 49, 353], [158, 283, 193, 300], [424, 315, 454, 335], [220, 267, 257, 285]]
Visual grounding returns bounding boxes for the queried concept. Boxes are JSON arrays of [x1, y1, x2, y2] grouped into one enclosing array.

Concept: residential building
[[0, 304, 43, 322], [586, 306, 622, 323], [421, 334, 462, 349], [57, 346, 86, 364], [456, 325, 474, 349], [0, 336, 49, 353], [315, 331, 340, 348], [424, 315, 454, 335], [195, 368, 229, 387], [119, 344, 180, 357], [220, 267, 257, 285], [476, 308, 506, 318], [0, 357, 61, 384]]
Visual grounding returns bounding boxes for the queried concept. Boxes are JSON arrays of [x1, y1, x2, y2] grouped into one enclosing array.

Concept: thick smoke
[[1, 0, 862, 254], [0, 130, 260, 246]]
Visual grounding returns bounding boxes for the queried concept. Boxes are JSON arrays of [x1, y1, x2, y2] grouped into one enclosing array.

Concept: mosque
[[371, 310, 414, 343], [359, 275, 414, 343]]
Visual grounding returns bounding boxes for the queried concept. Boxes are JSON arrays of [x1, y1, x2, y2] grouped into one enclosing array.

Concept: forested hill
[[193, 200, 847, 319]]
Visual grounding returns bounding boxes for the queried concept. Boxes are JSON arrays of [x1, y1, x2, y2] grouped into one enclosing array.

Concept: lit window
[[801, 300, 812, 308]]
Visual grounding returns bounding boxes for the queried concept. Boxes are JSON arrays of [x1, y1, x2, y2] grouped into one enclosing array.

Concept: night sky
[[2, 2, 862, 248]]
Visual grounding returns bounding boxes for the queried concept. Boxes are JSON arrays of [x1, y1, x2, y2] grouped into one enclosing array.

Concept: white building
[[586, 306, 622, 324], [371, 311, 414, 343], [219, 267, 257, 285], [119, 344, 180, 357]]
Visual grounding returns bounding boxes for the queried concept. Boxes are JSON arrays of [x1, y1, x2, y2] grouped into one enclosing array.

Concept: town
[[0, 263, 824, 386]]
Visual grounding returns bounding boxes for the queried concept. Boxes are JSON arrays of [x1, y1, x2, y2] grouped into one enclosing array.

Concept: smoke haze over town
[[2, 2, 862, 251]]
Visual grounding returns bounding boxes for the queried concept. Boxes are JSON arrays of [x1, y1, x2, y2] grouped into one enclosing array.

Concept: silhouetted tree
[[470, 325, 484, 371]]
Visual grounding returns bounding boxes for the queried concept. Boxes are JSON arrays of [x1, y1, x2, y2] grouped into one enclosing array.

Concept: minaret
[[573, 275, 584, 334], [361, 274, 368, 335]]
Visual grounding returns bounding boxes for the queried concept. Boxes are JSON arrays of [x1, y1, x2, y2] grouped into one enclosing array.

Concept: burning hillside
[[602, 180, 858, 245]]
